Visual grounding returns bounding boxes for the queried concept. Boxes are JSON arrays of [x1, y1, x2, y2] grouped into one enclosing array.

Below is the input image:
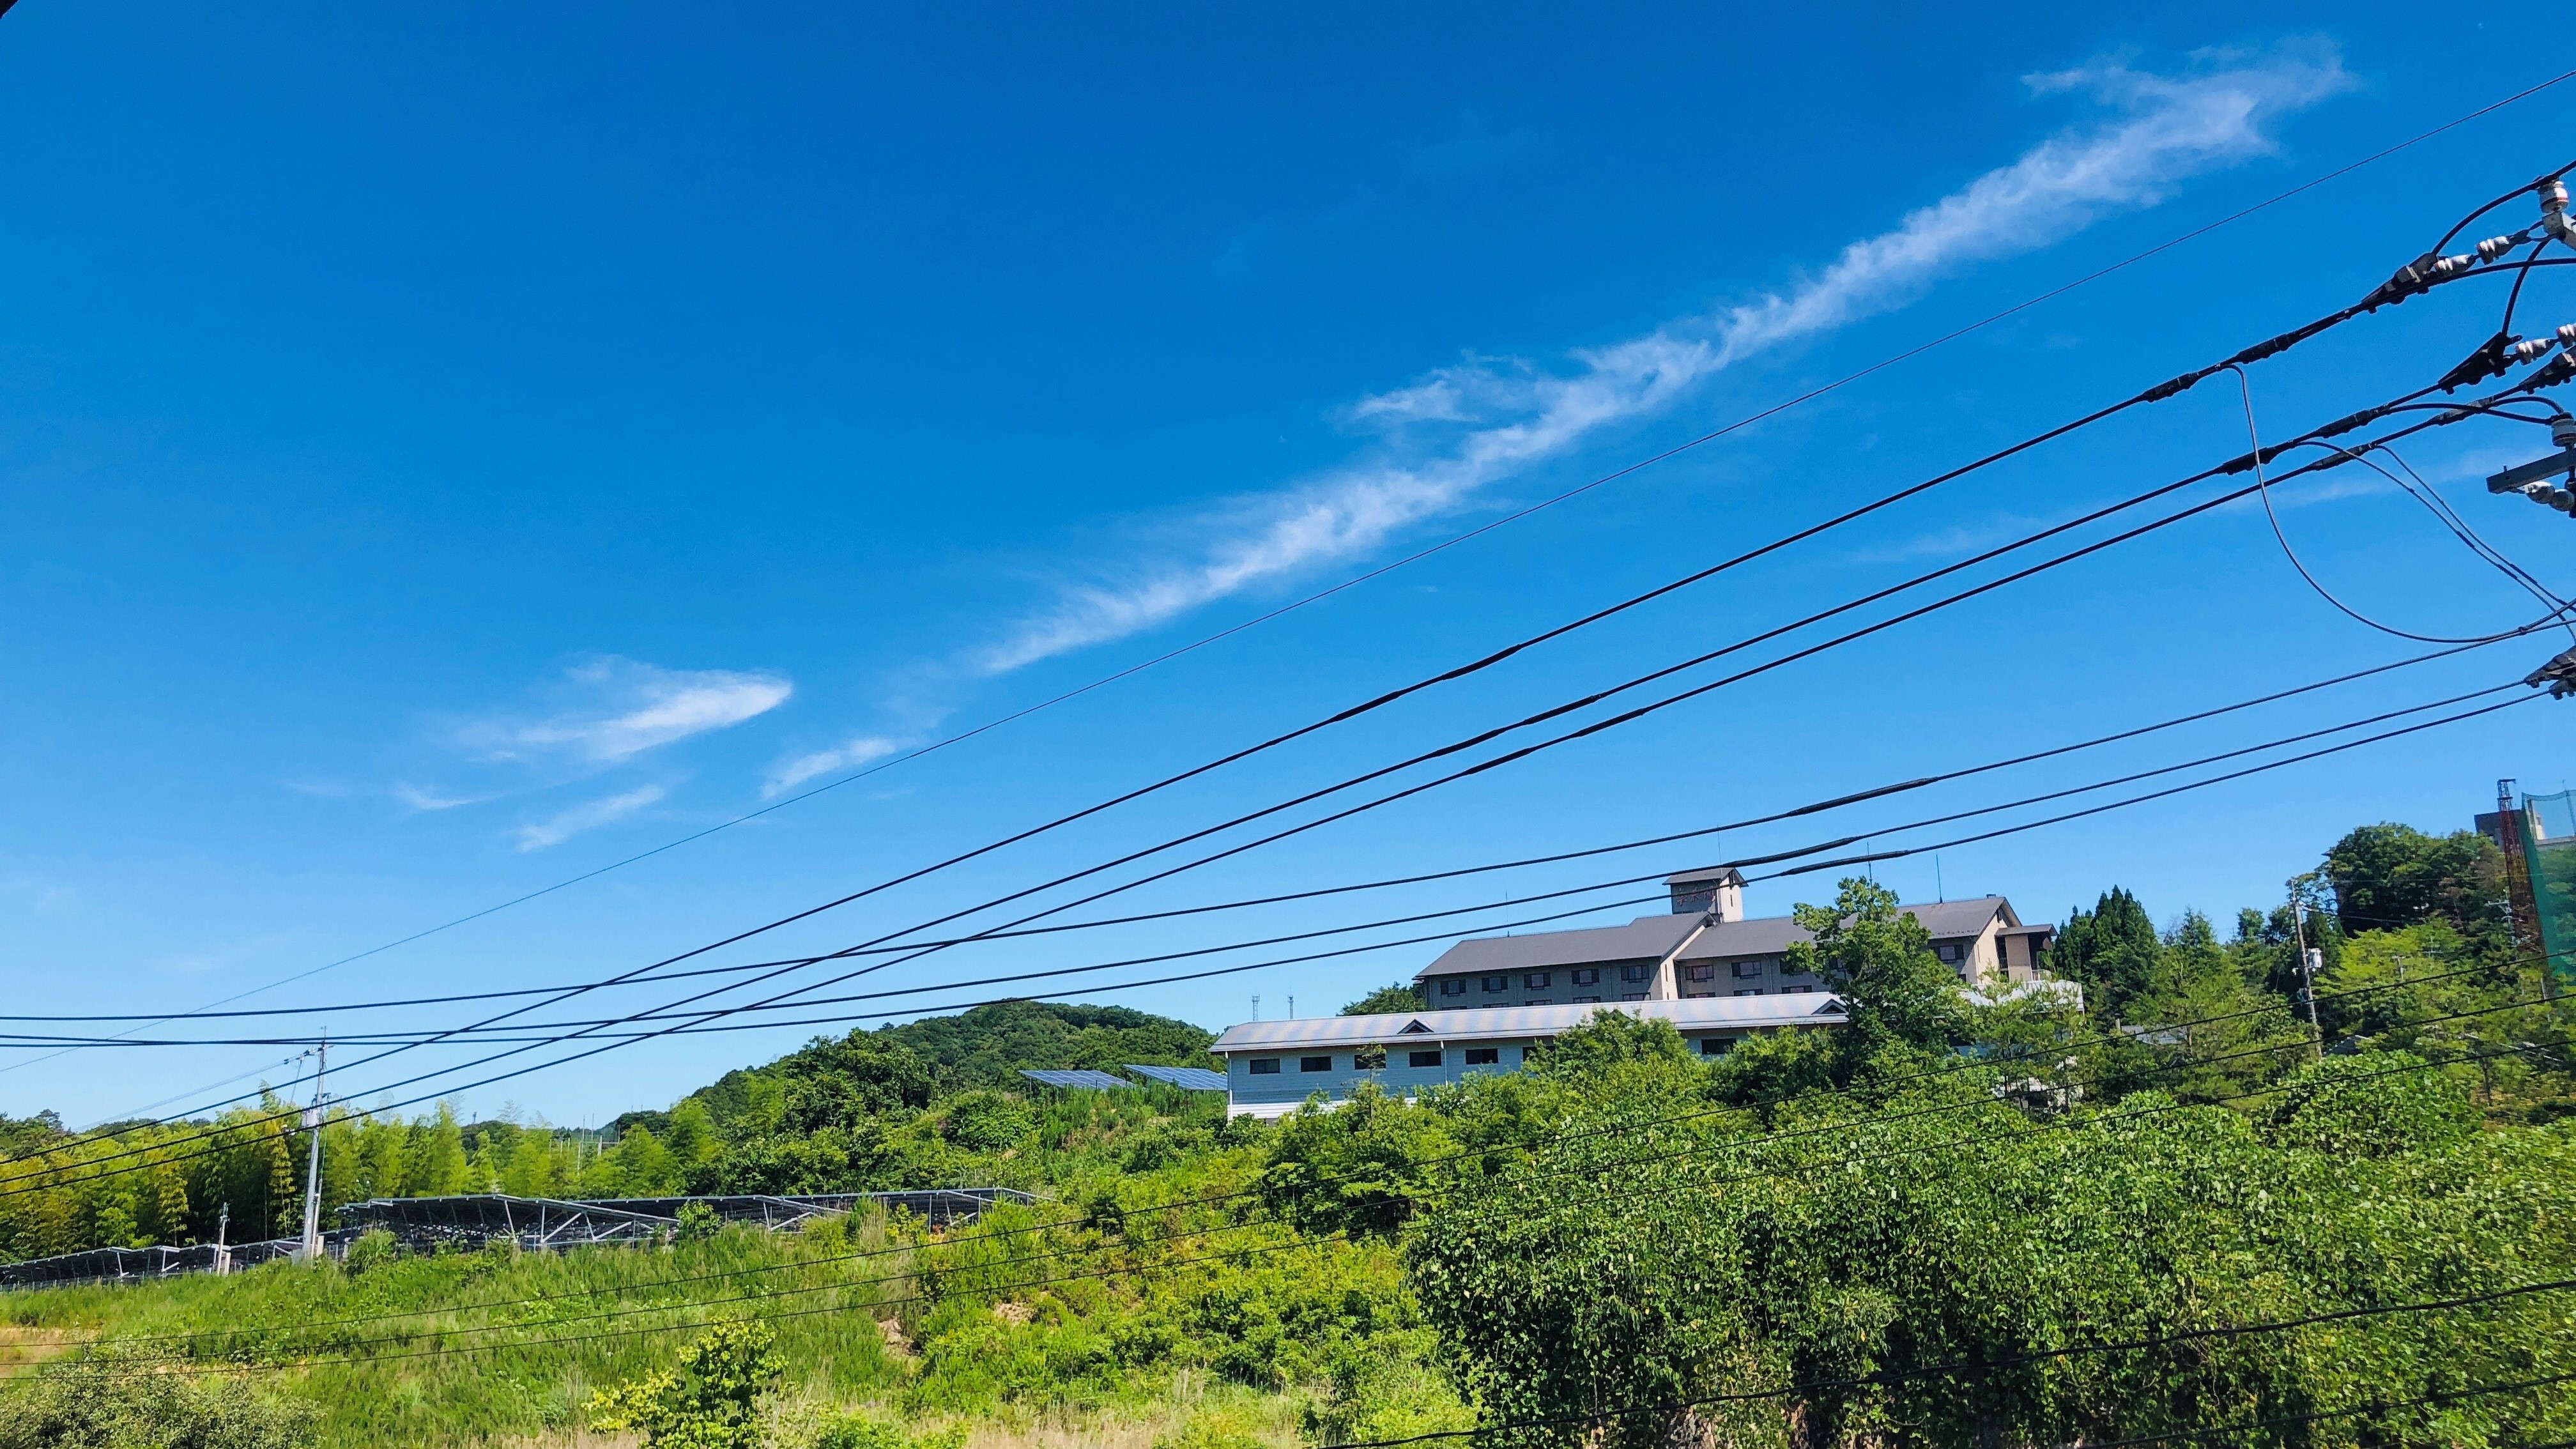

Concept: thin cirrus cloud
[[392, 783, 487, 812], [461, 657, 794, 764], [973, 45, 2353, 675], [514, 783, 670, 852], [764, 736, 907, 798]]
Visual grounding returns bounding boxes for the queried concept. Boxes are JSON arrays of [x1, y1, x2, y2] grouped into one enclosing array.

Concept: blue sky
[[5, 3, 2575, 1127]]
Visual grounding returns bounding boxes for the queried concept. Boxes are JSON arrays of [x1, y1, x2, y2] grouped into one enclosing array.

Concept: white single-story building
[[1208, 994, 1848, 1120]]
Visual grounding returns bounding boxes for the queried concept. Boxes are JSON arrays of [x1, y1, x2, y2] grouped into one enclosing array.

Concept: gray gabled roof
[[1664, 864, 1747, 887], [1416, 914, 1701, 977], [1415, 898, 2022, 981]]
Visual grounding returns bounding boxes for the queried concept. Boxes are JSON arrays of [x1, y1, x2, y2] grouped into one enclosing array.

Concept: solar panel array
[[1123, 1064, 1227, 1091], [1016, 1068, 1136, 1091]]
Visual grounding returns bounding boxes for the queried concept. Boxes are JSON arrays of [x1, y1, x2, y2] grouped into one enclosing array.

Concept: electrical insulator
[[2430, 253, 2477, 277], [2510, 338, 2558, 364], [2558, 323, 2576, 346], [2554, 489, 2575, 512], [2478, 234, 2518, 262], [2555, 417, 2576, 448], [2545, 178, 2576, 244]]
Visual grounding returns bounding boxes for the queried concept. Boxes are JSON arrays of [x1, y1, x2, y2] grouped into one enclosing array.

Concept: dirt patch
[[990, 1301, 1034, 1327], [0, 1324, 82, 1377]]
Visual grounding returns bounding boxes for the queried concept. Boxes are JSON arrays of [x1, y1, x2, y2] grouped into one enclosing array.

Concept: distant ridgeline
[[617, 1000, 1220, 1141], [0, 1001, 1225, 1264]]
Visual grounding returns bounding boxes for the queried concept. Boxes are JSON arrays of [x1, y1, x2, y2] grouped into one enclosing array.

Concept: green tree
[[2046, 885, 2161, 1019], [1407, 1047, 2576, 1449], [1341, 982, 1429, 1015], [586, 1321, 781, 1449], [405, 1105, 469, 1195], [2324, 822, 2509, 946]]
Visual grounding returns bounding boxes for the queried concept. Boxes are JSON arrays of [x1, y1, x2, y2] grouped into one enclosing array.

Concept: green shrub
[[2264, 1051, 2481, 1155], [0, 1354, 319, 1449], [941, 1091, 1034, 1153], [339, 1229, 399, 1277], [673, 1200, 725, 1243], [586, 1321, 781, 1449], [806, 1413, 966, 1449]]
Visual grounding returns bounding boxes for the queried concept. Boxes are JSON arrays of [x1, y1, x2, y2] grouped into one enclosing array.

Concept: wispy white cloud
[[463, 657, 793, 763], [976, 43, 2352, 673], [513, 783, 669, 852], [392, 783, 486, 812], [1846, 514, 2050, 565], [764, 736, 906, 797]]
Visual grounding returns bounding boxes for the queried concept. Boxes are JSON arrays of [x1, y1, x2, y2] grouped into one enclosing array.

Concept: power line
[[0, 698, 2550, 1209], [3, 680, 2522, 1048], [51, 944, 2570, 1355], [53, 1023, 2575, 1375], [90, 77, 2576, 1061], [0, 633, 2529, 1029], [1, 610, 2543, 1202], [19, 178, 2565, 1193]]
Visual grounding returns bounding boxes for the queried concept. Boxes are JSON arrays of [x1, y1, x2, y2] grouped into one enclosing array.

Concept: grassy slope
[[0, 1116, 1420, 1449]]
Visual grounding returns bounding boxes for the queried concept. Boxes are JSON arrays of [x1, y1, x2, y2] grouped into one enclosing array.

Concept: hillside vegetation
[[4, 822, 2575, 1448]]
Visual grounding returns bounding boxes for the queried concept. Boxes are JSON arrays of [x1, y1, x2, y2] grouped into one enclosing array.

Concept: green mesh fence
[[2520, 788, 2576, 985]]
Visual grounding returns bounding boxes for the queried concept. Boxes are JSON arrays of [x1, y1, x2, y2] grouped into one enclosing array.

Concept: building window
[[1620, 992, 1646, 1002], [1733, 958, 1763, 979], [1571, 967, 1600, 985], [1407, 1050, 1443, 1069], [1699, 1037, 1733, 1055], [1935, 942, 1960, 963], [1299, 1056, 1332, 1073], [1249, 1059, 1282, 1075], [1620, 963, 1651, 982], [1570, 995, 1600, 1003], [1685, 962, 1715, 982], [1733, 988, 1761, 997], [1481, 975, 1509, 993], [1464, 1047, 1499, 1066], [1685, 990, 1713, 999], [1439, 977, 1466, 996], [1524, 971, 1551, 989], [1526, 999, 1552, 1006], [1354, 1046, 1386, 1069], [1787, 985, 1813, 994]]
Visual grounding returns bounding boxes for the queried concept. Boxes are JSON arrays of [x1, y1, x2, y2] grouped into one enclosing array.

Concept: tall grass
[[1, 1221, 907, 1446]]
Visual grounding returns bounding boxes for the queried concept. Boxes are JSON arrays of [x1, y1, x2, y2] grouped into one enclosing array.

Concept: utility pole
[[213, 1202, 231, 1278], [2292, 901, 2323, 1059], [297, 1041, 327, 1263]]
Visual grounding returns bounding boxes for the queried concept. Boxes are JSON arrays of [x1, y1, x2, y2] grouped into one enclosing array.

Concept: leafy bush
[[673, 1200, 724, 1243], [2262, 1051, 2481, 1156], [339, 1229, 399, 1277], [804, 1413, 965, 1449], [940, 1091, 1034, 1153], [0, 1355, 319, 1449], [586, 1321, 782, 1449]]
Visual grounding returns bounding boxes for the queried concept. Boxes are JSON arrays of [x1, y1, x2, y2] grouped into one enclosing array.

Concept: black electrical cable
[[52, 942, 2573, 1354], [49, 1018, 2576, 1372], [15, 678, 2516, 1049], [0, 633, 2533, 1031], [6, 400, 2533, 1191], [26, 261, 2568, 1194], [4, 678, 2538, 1217], [13, 372, 2448, 1167], [89, 83, 2576, 1071], [2234, 365, 2573, 643], [2341, 439, 2576, 641]]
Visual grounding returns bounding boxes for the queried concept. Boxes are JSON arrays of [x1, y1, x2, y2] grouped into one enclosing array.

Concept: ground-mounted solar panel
[[1123, 1064, 1227, 1091], [1017, 1068, 1135, 1090]]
